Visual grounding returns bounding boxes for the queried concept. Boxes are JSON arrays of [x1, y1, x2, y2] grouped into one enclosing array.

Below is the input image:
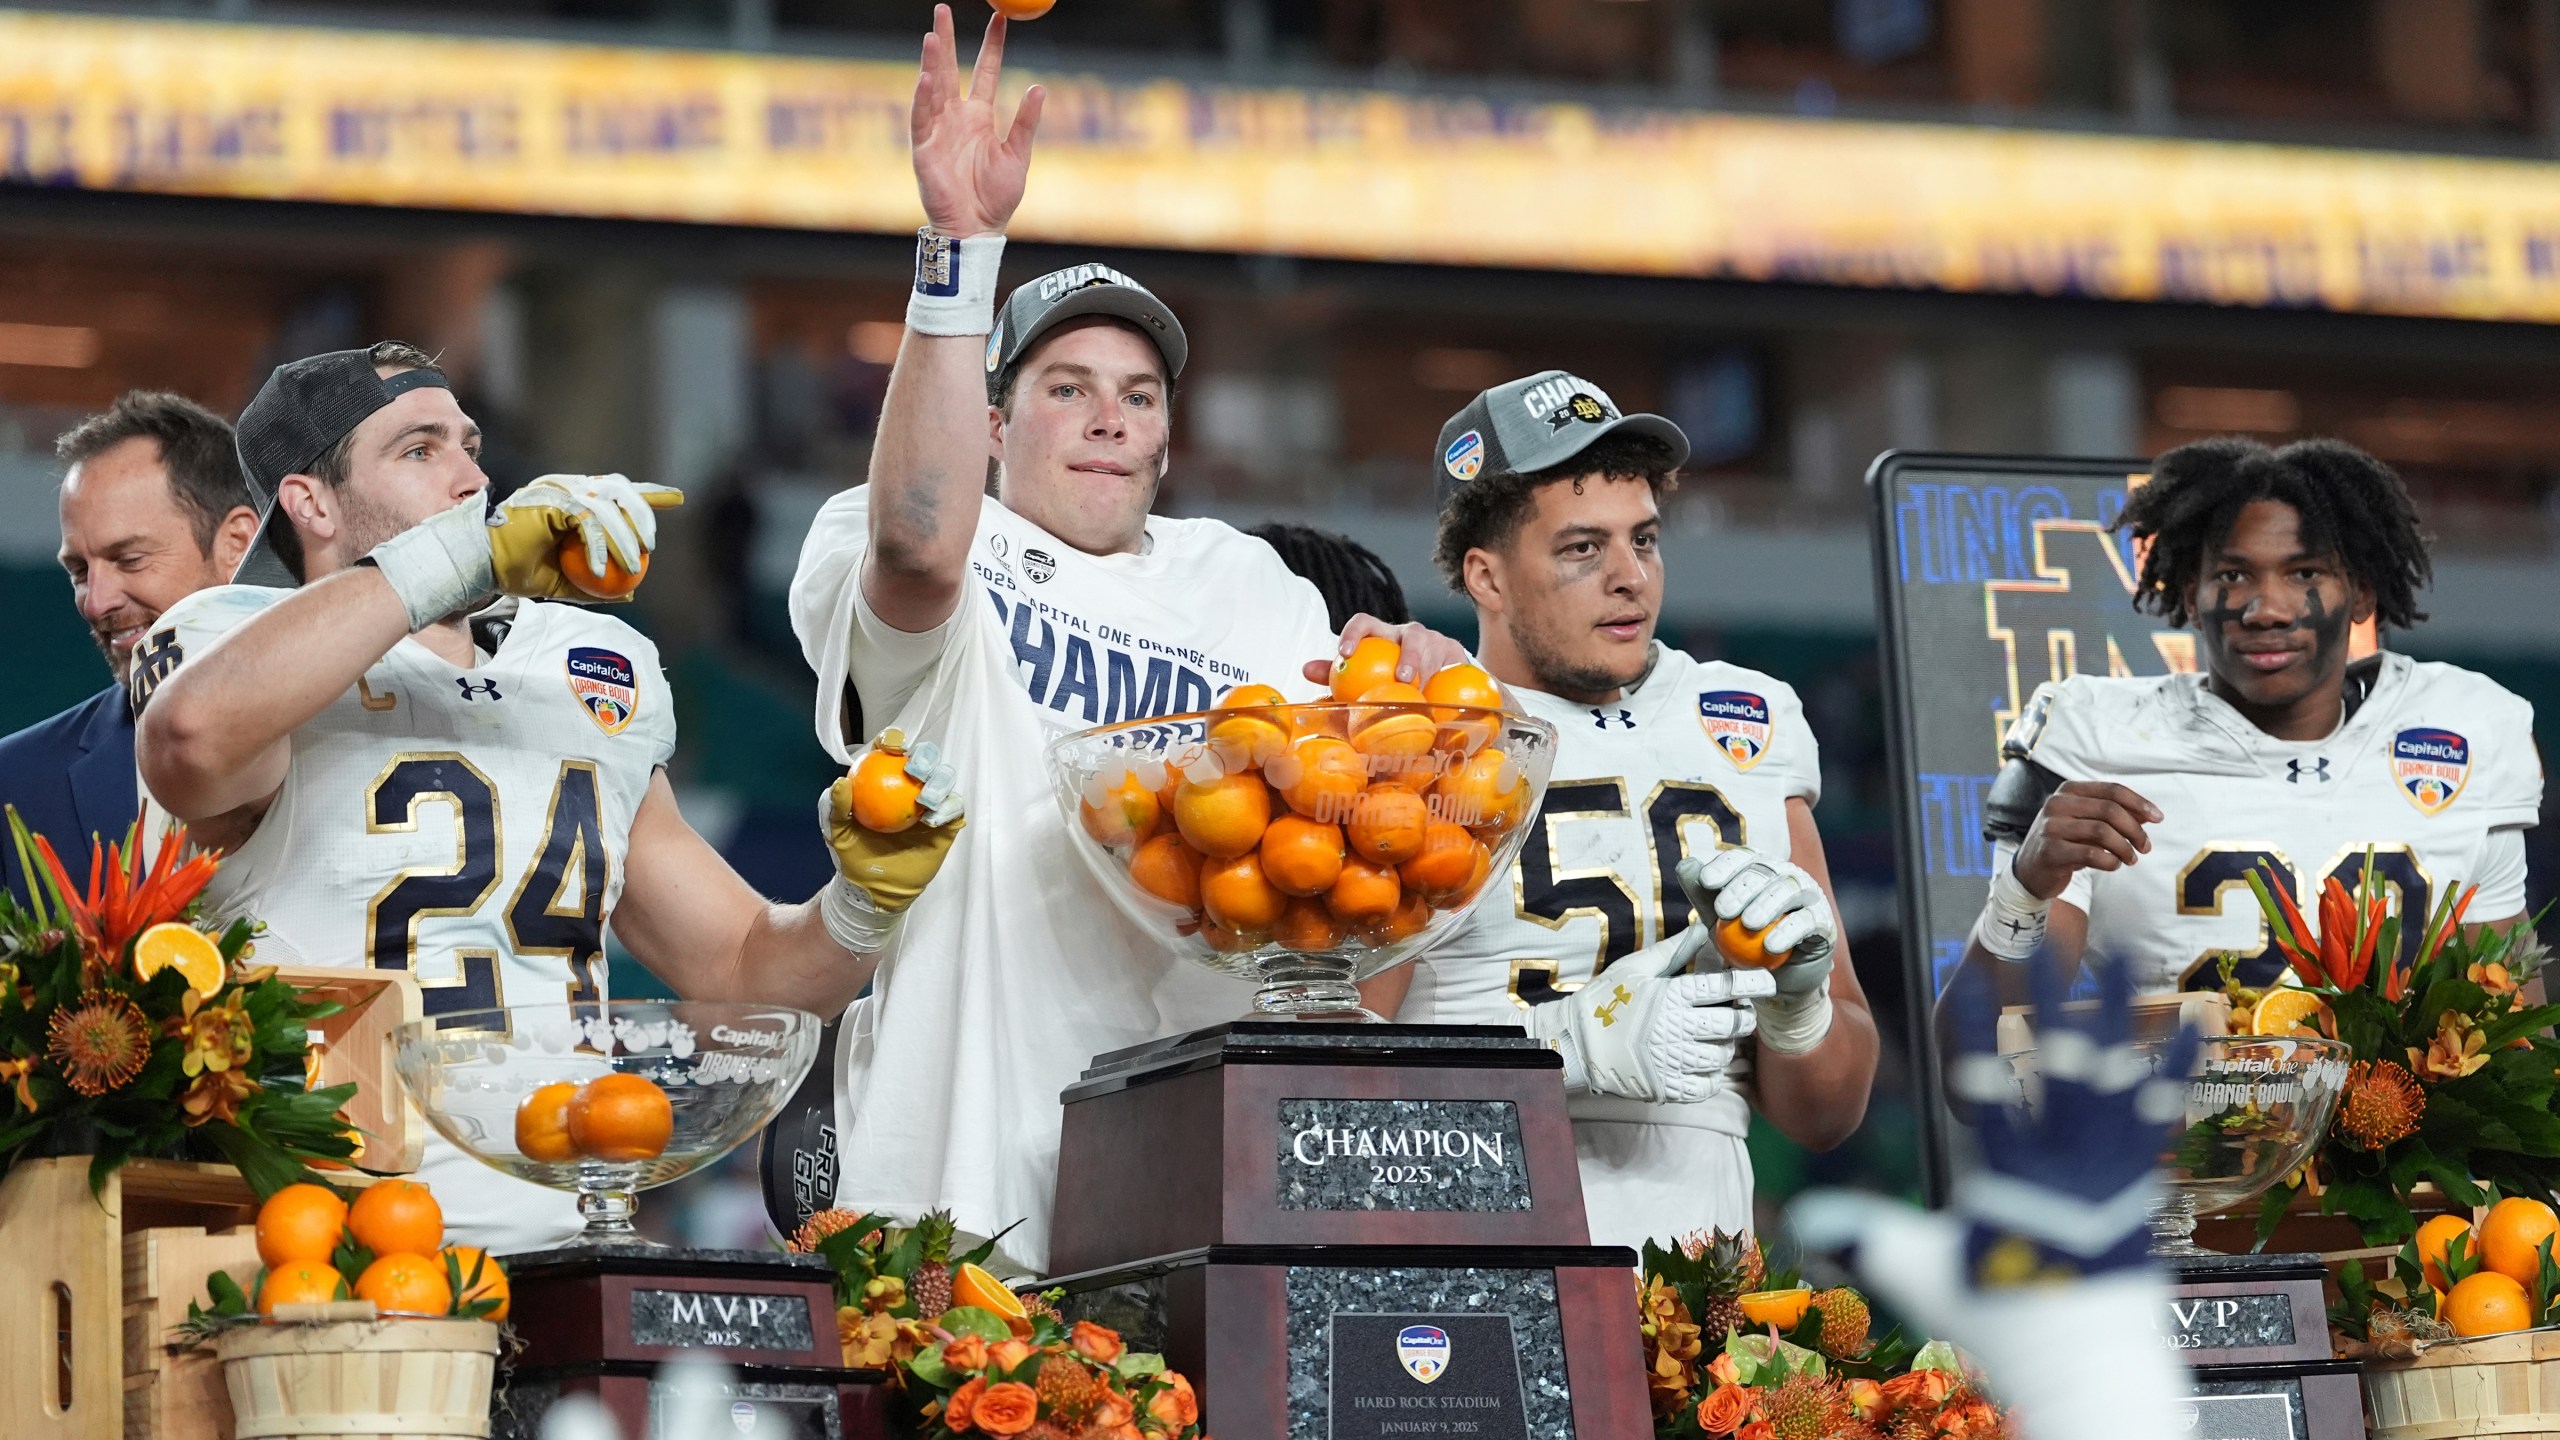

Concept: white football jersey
[[131, 585, 677, 1254], [790, 486, 1339, 1273], [2006, 652, 2541, 994], [1396, 645, 1821, 1244]]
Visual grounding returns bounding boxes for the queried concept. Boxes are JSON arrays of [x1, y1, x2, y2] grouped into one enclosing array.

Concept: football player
[[134, 343, 966, 1254], [1943, 437, 2543, 1022], [786, 6, 1465, 1273], [1363, 370, 1882, 1247]]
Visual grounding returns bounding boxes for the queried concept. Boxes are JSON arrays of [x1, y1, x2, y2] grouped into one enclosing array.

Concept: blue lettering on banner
[[1918, 772, 1997, 879], [1892, 482, 2072, 585]]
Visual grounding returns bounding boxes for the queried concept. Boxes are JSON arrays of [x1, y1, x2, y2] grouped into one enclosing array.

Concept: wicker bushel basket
[[213, 1317, 499, 1440], [2364, 1327, 2560, 1440]]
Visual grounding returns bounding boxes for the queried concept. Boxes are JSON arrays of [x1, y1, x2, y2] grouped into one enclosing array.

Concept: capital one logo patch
[[2392, 727, 2470, 814], [1697, 690, 1773, 771], [565, 646, 639, 735], [1395, 1324, 1450, 1384]]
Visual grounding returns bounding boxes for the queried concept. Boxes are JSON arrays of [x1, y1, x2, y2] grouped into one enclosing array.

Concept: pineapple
[[1693, 1228, 1758, 1343], [909, 1209, 958, 1319], [1811, 1286, 1872, 1358], [1034, 1355, 1098, 1426]]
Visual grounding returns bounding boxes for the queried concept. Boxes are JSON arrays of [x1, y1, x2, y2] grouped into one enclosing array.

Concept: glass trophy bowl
[[1046, 700, 1559, 1019], [392, 1000, 822, 1247]]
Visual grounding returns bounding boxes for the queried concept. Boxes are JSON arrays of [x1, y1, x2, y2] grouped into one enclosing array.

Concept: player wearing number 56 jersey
[[1945, 437, 2542, 1024], [135, 346, 966, 1254], [1364, 371, 1880, 1249]]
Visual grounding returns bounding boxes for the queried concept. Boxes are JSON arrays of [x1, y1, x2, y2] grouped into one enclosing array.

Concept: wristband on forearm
[[820, 876, 897, 954], [1753, 988, 1833, 1055], [906, 228, 1005, 336], [1972, 862, 2053, 962], [365, 499, 496, 632]]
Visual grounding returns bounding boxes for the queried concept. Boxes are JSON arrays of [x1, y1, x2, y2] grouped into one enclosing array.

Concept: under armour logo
[[455, 677, 503, 701], [1590, 708, 1634, 730], [2286, 757, 2331, 784], [1592, 983, 1634, 1028]]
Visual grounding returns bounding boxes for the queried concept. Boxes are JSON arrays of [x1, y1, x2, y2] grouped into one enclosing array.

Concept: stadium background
[[6, 0, 2559, 1244]]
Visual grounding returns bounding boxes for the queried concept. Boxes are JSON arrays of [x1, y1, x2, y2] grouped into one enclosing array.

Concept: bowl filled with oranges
[[392, 999, 822, 1247], [1046, 642, 1558, 1020]]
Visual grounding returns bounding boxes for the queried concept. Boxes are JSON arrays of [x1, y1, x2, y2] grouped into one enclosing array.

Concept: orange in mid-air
[[354, 1252, 454, 1317], [515, 1080, 581, 1162], [568, 1073, 675, 1163], [1201, 852, 1287, 931], [1079, 770, 1163, 849], [255, 1183, 349, 1269], [988, 0, 1056, 19], [1329, 635, 1404, 702], [1129, 834, 1207, 913], [442, 1244, 511, 1321], [258, 1260, 346, 1316], [1260, 814, 1347, 898], [1175, 771, 1272, 859], [348, 1178, 443, 1259], [561, 541, 648, 599]]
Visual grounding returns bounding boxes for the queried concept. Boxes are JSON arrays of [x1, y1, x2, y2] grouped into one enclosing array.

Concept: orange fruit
[[1207, 684, 1291, 766], [1201, 917, 1262, 952], [1399, 821, 1478, 899], [2444, 1269, 2533, 1337], [1329, 635, 1404, 702], [256, 1183, 349, 1268], [1201, 852, 1286, 931], [1714, 915, 1787, 970], [1080, 769, 1163, 849], [1289, 705, 1350, 742], [134, 922, 226, 995], [1364, 890, 1431, 946], [354, 1252, 454, 1317], [1737, 1288, 1813, 1330], [1350, 682, 1437, 767], [846, 744, 925, 833], [988, 0, 1056, 19], [1273, 896, 1346, 952], [1260, 814, 1347, 898], [561, 541, 648, 599], [1434, 747, 1528, 836], [1423, 663, 1504, 736], [1440, 840, 1495, 908], [515, 1080, 581, 1162], [2417, 1214, 2475, 1292], [1175, 771, 1272, 859], [952, 1261, 1027, 1318], [1129, 834, 1206, 913], [1327, 855, 1402, 925], [442, 1244, 510, 1321], [2249, 988, 2331, 1038], [347, 1179, 443, 1259], [1346, 785, 1428, 866], [1280, 736, 1368, 822], [2479, 1197, 2560, 1286], [258, 1260, 346, 1316], [569, 1073, 675, 1162]]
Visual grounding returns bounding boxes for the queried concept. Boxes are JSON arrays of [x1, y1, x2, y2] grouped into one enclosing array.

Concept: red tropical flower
[[23, 818, 220, 984]]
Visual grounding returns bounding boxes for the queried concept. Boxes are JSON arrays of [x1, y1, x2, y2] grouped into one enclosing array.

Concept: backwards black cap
[[232, 348, 449, 587]]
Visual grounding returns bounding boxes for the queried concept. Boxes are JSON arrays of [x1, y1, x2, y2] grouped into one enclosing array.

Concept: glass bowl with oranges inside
[[1046, 656, 1559, 1020], [392, 1000, 822, 1247]]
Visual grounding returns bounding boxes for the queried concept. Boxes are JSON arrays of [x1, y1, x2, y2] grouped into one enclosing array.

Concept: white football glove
[[1679, 848, 1838, 1054], [1521, 929, 1776, 1104]]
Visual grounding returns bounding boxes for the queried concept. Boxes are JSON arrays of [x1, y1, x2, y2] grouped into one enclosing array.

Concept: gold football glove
[[818, 730, 965, 951], [485, 473, 683, 602]]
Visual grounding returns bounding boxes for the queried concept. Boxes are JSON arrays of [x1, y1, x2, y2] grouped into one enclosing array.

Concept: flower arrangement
[[2231, 855, 2560, 1250], [1638, 1230, 2008, 1440], [792, 1208, 1208, 1440], [0, 811, 358, 1193]]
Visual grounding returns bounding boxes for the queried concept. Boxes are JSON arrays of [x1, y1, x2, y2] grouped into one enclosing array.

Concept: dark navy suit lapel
[[64, 687, 138, 853]]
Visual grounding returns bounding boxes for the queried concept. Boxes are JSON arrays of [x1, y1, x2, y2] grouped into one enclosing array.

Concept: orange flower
[[841, 1310, 897, 1368], [1706, 1352, 1742, 1387], [1880, 1369, 1953, 1411], [2411, 1011, 2489, 1081], [1846, 1378, 1885, 1420], [1738, 1423, 1775, 1440], [1147, 1372, 1200, 1431], [970, 1380, 1037, 1436], [2469, 961, 2517, 997], [1696, 1383, 1752, 1435], [943, 1333, 989, 1373], [1070, 1320, 1125, 1364], [26, 821, 219, 985], [1090, 1388, 1135, 1430], [179, 1066, 257, 1126], [987, 1338, 1036, 1375], [943, 1377, 985, 1432]]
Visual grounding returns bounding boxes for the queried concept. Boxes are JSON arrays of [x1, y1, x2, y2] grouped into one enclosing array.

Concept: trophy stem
[[2148, 1190, 2211, 1257], [569, 1185, 656, 1247], [1251, 965, 1385, 1023]]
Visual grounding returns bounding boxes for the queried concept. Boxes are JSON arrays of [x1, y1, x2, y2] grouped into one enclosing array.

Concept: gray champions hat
[[1432, 370, 1690, 510], [232, 348, 450, 586], [985, 263, 1189, 401]]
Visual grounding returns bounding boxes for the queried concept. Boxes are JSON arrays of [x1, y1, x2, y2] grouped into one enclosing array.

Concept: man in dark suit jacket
[[0, 392, 255, 904]]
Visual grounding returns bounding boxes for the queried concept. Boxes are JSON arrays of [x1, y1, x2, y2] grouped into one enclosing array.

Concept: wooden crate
[[271, 966, 423, 1177], [122, 1222, 262, 1440], [2365, 1327, 2560, 1439]]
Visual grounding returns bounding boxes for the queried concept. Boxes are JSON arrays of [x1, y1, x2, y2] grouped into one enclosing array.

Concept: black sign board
[[1867, 451, 2167, 1200], [1328, 1313, 1530, 1440], [1277, 1099, 1532, 1212], [629, 1287, 817, 1352]]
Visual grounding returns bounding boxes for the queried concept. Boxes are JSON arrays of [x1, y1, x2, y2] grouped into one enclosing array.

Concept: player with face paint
[[1941, 437, 2543, 1022]]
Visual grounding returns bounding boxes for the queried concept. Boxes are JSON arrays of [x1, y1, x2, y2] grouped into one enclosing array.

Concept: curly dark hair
[[1246, 522, 1410, 632], [1430, 432, 1680, 594], [2113, 436, 2431, 631]]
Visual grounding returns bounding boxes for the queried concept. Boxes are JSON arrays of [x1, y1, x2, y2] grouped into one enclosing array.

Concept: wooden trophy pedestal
[[1048, 1023, 1650, 1440], [2165, 1253, 2365, 1440], [491, 1246, 889, 1440]]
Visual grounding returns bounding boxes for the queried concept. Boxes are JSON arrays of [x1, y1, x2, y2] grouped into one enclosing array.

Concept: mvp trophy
[[1040, 702, 1652, 1440]]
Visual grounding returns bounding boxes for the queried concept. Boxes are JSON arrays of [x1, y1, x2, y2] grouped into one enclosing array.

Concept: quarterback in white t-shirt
[[134, 343, 965, 1254], [787, 6, 1465, 1274], [1944, 437, 2543, 1019], [1363, 370, 1882, 1248]]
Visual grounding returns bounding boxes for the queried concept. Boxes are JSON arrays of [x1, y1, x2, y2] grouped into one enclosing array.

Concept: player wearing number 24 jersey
[[1366, 369, 1880, 1249], [1947, 437, 2542, 1025]]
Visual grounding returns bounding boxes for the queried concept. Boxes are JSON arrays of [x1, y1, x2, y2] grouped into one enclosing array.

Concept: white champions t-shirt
[[789, 487, 1338, 1272]]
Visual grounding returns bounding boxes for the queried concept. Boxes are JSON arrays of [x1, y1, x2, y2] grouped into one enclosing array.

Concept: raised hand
[[910, 4, 1046, 237], [2012, 779, 2160, 900]]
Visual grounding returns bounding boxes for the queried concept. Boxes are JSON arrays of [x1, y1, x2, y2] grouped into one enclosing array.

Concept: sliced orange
[[1737, 1288, 1813, 1330], [134, 922, 225, 996], [2249, 988, 2331, 1038], [952, 1261, 1027, 1319]]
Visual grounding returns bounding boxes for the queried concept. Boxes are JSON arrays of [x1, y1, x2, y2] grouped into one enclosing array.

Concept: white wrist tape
[[905, 228, 1005, 337], [820, 876, 896, 954], [1753, 987, 1834, 1055], [366, 497, 495, 632], [1973, 861, 2053, 962]]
